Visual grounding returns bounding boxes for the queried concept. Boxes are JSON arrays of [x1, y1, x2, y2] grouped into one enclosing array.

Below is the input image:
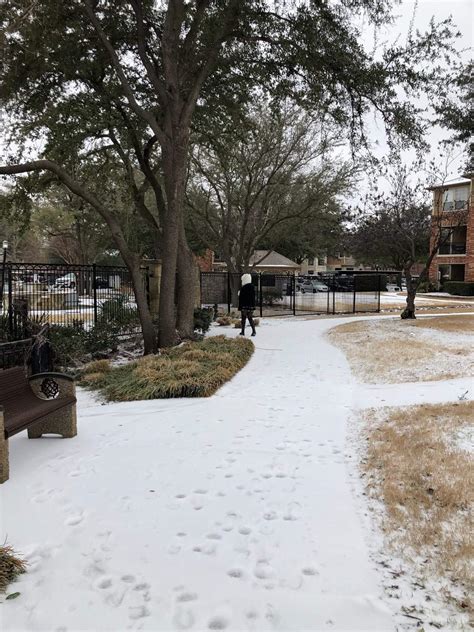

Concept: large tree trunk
[[401, 266, 416, 319], [158, 133, 189, 347], [176, 219, 198, 339]]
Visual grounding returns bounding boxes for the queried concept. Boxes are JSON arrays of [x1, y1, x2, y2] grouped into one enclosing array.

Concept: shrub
[[84, 323, 119, 355], [80, 335, 254, 401], [99, 296, 140, 333], [262, 288, 283, 306], [193, 307, 213, 334], [217, 316, 232, 326], [0, 544, 27, 593], [49, 325, 87, 366], [416, 280, 436, 293], [443, 281, 474, 296]]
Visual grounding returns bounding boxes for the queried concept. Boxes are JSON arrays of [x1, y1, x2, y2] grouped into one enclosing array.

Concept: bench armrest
[[28, 372, 76, 401]]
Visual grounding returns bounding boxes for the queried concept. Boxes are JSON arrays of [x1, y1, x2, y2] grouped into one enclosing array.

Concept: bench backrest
[[0, 367, 29, 401]]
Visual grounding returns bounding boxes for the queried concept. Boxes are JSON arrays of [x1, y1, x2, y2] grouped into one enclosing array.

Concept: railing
[[200, 272, 382, 317], [0, 262, 148, 341]]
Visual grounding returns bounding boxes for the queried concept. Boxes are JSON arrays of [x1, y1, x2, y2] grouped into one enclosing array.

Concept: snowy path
[[1, 316, 471, 631]]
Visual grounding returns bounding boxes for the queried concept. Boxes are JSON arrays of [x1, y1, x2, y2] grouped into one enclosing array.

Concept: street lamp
[[0, 240, 8, 314]]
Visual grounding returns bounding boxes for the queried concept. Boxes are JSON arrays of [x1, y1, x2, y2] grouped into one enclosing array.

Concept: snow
[[1, 314, 473, 631]]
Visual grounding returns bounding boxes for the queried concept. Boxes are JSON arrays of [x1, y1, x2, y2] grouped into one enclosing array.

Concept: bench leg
[[0, 410, 9, 483], [27, 405, 77, 439]]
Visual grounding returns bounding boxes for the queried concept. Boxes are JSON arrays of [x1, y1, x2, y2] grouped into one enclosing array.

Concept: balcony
[[438, 242, 466, 255]]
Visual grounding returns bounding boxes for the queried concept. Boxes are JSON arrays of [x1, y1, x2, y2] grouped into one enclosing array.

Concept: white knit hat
[[241, 273, 252, 286]]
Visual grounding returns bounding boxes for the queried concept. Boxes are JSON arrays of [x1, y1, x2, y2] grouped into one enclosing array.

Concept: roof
[[427, 177, 471, 191], [250, 250, 300, 269]]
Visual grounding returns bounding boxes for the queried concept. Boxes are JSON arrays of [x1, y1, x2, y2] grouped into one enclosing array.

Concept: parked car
[[53, 273, 76, 289], [386, 283, 401, 292], [300, 280, 329, 293]]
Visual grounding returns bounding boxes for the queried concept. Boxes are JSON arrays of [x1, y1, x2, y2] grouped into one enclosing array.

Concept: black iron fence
[[0, 262, 147, 341], [200, 272, 382, 317]]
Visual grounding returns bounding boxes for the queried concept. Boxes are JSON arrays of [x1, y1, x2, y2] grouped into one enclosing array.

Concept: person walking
[[238, 273, 256, 337]]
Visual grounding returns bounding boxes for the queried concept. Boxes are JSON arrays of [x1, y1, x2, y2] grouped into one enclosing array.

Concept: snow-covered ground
[[1, 315, 473, 631]]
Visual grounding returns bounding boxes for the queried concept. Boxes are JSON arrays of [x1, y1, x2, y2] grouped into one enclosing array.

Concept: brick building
[[428, 172, 474, 285]]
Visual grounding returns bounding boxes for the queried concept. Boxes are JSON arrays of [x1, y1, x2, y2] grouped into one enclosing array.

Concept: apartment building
[[428, 173, 473, 284]]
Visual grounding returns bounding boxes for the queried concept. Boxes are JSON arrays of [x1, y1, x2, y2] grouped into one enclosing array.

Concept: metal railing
[[200, 272, 382, 317], [0, 262, 147, 341]]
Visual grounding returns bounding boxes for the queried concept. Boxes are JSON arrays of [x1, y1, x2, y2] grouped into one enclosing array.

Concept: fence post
[[7, 266, 13, 336], [332, 281, 336, 315], [352, 276, 357, 314], [259, 273, 263, 318], [92, 263, 98, 325], [377, 274, 381, 312], [291, 275, 294, 315], [227, 272, 231, 314]]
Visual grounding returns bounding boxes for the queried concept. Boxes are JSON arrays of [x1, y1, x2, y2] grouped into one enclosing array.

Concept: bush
[[193, 307, 213, 334], [262, 288, 282, 306], [416, 281, 436, 293], [80, 335, 254, 401], [49, 323, 119, 366], [0, 544, 27, 593], [443, 281, 474, 296], [99, 296, 140, 333], [217, 316, 232, 326], [49, 325, 87, 366]]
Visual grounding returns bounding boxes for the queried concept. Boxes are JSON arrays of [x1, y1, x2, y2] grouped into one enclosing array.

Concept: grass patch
[[80, 335, 254, 401], [362, 401, 474, 615], [328, 317, 474, 383], [0, 544, 27, 593]]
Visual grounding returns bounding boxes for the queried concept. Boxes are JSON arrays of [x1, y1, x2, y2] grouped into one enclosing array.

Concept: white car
[[386, 283, 401, 292], [53, 273, 77, 289], [300, 280, 329, 293]]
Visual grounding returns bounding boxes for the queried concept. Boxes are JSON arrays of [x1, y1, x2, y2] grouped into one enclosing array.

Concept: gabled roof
[[250, 250, 300, 268]]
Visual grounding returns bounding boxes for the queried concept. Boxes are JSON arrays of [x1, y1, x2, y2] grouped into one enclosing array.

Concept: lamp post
[[0, 240, 8, 315]]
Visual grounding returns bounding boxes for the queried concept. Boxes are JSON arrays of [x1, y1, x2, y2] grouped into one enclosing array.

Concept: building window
[[438, 264, 465, 282], [438, 226, 467, 254], [442, 186, 469, 211], [308, 257, 315, 266]]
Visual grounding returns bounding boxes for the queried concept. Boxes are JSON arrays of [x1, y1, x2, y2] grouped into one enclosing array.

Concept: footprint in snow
[[129, 605, 150, 620], [65, 513, 84, 526], [176, 592, 198, 603], [208, 616, 229, 630]]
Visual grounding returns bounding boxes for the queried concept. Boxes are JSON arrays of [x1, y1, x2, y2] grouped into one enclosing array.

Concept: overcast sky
[[360, 0, 472, 184]]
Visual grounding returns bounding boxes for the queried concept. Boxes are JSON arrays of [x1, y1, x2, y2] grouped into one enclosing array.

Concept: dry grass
[[0, 544, 27, 593], [362, 402, 474, 615], [410, 314, 474, 333], [328, 317, 474, 383], [80, 335, 254, 401]]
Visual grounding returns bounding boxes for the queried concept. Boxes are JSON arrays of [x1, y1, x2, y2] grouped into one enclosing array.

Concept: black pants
[[240, 308, 256, 333]]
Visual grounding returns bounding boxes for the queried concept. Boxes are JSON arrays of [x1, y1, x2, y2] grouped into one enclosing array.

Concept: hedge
[[443, 281, 474, 296]]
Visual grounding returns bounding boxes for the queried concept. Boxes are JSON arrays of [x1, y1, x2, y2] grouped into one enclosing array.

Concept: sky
[[358, 0, 473, 186]]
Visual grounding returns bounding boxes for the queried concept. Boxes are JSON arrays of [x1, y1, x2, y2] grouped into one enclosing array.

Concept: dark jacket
[[238, 282, 256, 310]]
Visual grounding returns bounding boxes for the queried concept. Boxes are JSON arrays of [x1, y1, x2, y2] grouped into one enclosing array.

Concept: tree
[[349, 160, 468, 318], [187, 106, 353, 278], [436, 61, 474, 171], [0, 0, 462, 346], [186, 106, 353, 276]]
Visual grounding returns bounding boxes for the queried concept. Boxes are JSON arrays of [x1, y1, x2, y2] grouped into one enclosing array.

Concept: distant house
[[200, 249, 300, 274], [428, 173, 473, 284], [300, 253, 373, 275]]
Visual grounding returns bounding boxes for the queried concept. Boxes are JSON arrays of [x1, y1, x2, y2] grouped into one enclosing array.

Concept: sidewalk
[[2, 318, 395, 631]]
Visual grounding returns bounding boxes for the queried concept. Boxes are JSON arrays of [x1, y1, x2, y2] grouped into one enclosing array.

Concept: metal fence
[[0, 262, 147, 341], [200, 272, 382, 317]]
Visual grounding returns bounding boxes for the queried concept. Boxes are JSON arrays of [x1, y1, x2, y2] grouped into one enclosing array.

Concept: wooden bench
[[0, 367, 77, 483]]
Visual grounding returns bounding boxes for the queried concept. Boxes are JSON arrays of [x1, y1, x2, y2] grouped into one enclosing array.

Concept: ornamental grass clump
[[80, 335, 253, 401], [0, 544, 27, 593]]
